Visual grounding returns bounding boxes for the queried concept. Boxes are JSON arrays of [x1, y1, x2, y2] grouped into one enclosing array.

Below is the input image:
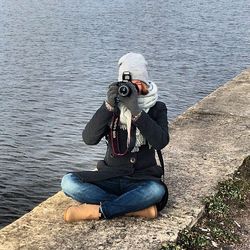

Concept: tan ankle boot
[[64, 204, 101, 222], [126, 205, 158, 219]]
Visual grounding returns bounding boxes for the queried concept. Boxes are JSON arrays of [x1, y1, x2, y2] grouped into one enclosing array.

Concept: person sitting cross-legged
[[61, 52, 169, 221]]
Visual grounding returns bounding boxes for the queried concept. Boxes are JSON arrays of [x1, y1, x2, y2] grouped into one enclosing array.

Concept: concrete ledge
[[0, 69, 249, 250]]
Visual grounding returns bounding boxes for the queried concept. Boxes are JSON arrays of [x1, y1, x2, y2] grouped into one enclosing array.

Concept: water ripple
[[0, 0, 250, 228]]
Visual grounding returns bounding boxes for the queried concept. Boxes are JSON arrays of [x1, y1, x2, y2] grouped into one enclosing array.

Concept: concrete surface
[[0, 69, 249, 250]]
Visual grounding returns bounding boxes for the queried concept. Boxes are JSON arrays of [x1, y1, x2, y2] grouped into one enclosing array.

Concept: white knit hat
[[118, 52, 149, 84]]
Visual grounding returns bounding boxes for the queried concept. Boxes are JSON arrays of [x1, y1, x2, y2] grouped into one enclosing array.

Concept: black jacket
[[75, 101, 170, 210]]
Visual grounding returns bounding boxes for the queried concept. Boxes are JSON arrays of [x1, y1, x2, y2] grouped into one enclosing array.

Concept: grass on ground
[[161, 155, 250, 250]]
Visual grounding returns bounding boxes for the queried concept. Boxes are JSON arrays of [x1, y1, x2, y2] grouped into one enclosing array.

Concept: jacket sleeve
[[82, 102, 113, 145], [133, 102, 169, 150]]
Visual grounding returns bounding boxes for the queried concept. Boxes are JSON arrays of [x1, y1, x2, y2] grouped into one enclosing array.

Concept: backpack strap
[[157, 150, 165, 182]]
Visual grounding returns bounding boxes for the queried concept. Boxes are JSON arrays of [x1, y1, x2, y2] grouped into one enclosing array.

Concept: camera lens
[[118, 85, 131, 97]]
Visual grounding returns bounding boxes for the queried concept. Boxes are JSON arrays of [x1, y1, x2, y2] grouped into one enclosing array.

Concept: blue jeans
[[61, 173, 165, 219]]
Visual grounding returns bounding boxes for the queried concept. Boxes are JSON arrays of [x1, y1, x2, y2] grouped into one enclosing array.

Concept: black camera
[[117, 82, 132, 97], [117, 71, 134, 97]]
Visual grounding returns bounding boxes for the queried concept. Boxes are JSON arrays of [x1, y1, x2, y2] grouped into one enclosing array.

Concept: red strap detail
[[110, 114, 130, 156]]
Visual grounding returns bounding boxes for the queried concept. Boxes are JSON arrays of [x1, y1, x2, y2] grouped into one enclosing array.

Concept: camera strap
[[110, 107, 136, 156]]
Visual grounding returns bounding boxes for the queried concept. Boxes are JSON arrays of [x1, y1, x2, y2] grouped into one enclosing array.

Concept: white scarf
[[118, 81, 158, 152]]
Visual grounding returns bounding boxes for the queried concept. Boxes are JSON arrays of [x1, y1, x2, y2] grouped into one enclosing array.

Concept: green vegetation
[[161, 156, 250, 250]]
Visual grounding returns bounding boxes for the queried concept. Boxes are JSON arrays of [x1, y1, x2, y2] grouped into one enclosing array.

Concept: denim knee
[[144, 181, 166, 203], [61, 173, 76, 195]]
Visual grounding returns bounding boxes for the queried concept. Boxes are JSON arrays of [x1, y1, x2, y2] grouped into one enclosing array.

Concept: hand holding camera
[[106, 81, 141, 115], [106, 82, 119, 107], [118, 82, 141, 116], [107, 71, 148, 115]]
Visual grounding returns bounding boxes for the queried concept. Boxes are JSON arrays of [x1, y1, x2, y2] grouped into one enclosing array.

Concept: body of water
[[0, 0, 249, 228]]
